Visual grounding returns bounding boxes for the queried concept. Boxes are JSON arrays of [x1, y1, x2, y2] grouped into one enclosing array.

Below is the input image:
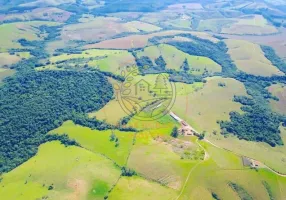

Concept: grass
[[127, 134, 199, 190], [207, 125, 286, 174], [108, 176, 178, 200], [172, 76, 247, 133], [89, 99, 129, 125], [268, 83, 286, 114], [49, 121, 135, 166], [225, 39, 284, 76], [0, 21, 60, 51], [125, 21, 162, 32], [178, 140, 286, 200], [0, 141, 121, 200], [136, 44, 221, 74]]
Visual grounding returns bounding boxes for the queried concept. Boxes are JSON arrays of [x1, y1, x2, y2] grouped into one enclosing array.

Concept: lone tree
[[180, 58, 190, 71], [155, 55, 167, 70], [171, 126, 179, 138], [154, 74, 167, 93]]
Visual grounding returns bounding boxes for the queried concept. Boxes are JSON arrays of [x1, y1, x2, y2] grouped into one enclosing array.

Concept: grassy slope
[[50, 121, 135, 166], [0, 141, 121, 200], [172, 77, 247, 133], [0, 21, 60, 52], [108, 176, 177, 200], [179, 140, 286, 200], [226, 39, 284, 76]]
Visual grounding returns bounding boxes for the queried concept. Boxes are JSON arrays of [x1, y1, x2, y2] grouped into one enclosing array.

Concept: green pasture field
[[136, 44, 222, 74], [207, 125, 286, 174], [0, 141, 121, 200], [179, 140, 286, 200], [172, 77, 247, 133], [108, 176, 178, 200], [225, 39, 284, 76], [128, 132, 200, 190], [49, 121, 135, 166]]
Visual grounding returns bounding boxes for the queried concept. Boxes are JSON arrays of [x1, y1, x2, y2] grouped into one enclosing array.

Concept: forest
[[0, 70, 113, 172]]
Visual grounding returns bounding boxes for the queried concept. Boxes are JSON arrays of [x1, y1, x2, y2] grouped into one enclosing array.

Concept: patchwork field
[[0, 21, 60, 51], [108, 176, 178, 200], [268, 84, 286, 115], [0, 141, 121, 200], [50, 121, 135, 166], [84, 30, 219, 50], [136, 44, 221, 74], [172, 77, 247, 133], [225, 39, 284, 76]]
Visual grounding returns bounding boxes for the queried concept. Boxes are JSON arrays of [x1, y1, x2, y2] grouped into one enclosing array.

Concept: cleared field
[[0, 52, 31, 67], [136, 44, 221, 74], [0, 141, 121, 200], [128, 131, 200, 190], [268, 84, 286, 115], [0, 7, 72, 22], [172, 77, 247, 133], [179, 140, 286, 200], [50, 121, 135, 166], [198, 15, 278, 35], [61, 17, 161, 42], [125, 21, 162, 32], [84, 30, 219, 49], [207, 125, 286, 174], [108, 176, 177, 200], [222, 15, 278, 35], [89, 99, 128, 125], [0, 68, 15, 83], [0, 21, 60, 51], [225, 39, 284, 76]]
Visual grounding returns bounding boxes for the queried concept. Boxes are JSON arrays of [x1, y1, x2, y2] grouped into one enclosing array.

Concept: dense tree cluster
[[261, 45, 286, 74], [0, 70, 113, 172]]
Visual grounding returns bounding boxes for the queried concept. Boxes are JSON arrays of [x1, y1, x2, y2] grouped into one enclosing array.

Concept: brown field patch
[[84, 30, 218, 49], [0, 7, 72, 22], [66, 179, 88, 200], [268, 84, 286, 115]]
